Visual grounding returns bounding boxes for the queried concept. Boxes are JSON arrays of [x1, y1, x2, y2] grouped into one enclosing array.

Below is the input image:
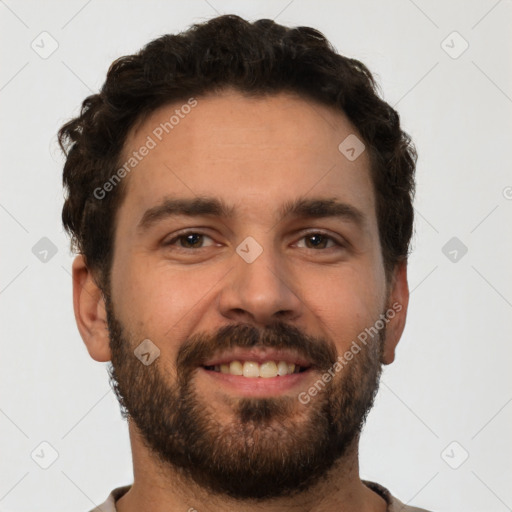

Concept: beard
[[105, 296, 385, 501]]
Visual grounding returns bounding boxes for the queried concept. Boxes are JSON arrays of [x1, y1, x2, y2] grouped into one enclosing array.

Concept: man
[[59, 14, 431, 512]]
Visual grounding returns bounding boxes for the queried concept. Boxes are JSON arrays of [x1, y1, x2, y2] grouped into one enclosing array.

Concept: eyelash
[[163, 230, 345, 251]]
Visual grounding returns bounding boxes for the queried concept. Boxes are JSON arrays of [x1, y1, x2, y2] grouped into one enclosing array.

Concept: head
[[61, 14, 416, 500]]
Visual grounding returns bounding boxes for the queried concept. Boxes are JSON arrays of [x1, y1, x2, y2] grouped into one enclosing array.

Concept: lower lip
[[200, 367, 314, 397]]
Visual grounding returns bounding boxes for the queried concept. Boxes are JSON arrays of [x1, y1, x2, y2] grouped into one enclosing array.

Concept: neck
[[116, 421, 387, 512]]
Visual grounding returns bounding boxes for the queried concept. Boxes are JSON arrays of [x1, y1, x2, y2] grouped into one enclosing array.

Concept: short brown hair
[[59, 14, 417, 291]]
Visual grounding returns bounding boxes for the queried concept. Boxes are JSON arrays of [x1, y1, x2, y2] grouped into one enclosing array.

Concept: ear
[[72, 254, 111, 362], [381, 261, 409, 365]]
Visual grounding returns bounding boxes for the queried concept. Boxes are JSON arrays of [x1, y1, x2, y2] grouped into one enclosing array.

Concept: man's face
[[103, 89, 397, 499]]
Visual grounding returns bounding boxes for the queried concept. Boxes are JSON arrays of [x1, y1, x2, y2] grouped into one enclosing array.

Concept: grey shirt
[[88, 480, 433, 511]]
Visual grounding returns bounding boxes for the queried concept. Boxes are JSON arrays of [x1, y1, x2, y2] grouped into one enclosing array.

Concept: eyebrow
[[136, 195, 366, 233]]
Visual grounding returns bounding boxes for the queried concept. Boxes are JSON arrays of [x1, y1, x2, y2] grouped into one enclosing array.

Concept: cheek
[[305, 264, 385, 346], [113, 258, 221, 338]]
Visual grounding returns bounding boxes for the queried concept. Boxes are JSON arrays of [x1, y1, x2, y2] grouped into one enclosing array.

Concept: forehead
[[117, 89, 375, 230]]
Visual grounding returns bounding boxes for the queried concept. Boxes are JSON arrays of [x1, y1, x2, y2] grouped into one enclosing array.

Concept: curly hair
[[58, 14, 417, 292]]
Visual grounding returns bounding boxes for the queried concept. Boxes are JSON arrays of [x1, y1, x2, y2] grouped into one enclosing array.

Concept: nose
[[217, 238, 303, 327]]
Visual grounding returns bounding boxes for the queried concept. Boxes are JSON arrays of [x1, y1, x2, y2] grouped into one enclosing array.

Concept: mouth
[[203, 360, 309, 378], [199, 349, 315, 397]]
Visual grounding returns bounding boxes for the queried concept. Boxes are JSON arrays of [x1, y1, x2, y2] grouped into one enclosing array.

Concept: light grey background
[[1, 1, 511, 511]]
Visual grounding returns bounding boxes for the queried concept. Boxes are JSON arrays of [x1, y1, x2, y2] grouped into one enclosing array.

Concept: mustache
[[176, 321, 338, 374]]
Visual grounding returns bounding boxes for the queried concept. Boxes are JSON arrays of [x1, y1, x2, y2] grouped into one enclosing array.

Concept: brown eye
[[296, 232, 343, 250], [164, 231, 215, 250]]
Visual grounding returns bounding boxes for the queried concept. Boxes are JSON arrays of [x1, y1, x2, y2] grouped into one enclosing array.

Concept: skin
[[72, 88, 409, 511]]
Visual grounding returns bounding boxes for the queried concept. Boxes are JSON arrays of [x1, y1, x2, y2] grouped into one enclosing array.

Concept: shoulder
[[87, 485, 132, 512], [363, 480, 434, 512]]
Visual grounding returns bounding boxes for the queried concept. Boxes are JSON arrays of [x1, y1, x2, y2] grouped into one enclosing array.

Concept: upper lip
[[202, 348, 312, 368]]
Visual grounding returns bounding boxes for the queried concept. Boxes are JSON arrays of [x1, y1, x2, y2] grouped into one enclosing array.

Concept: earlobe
[[381, 261, 409, 365], [72, 255, 112, 362]]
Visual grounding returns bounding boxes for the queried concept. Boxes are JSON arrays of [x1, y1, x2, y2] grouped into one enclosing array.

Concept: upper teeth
[[211, 360, 299, 378]]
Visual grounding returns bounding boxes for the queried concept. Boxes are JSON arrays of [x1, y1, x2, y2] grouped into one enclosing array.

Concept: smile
[[203, 360, 308, 378]]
